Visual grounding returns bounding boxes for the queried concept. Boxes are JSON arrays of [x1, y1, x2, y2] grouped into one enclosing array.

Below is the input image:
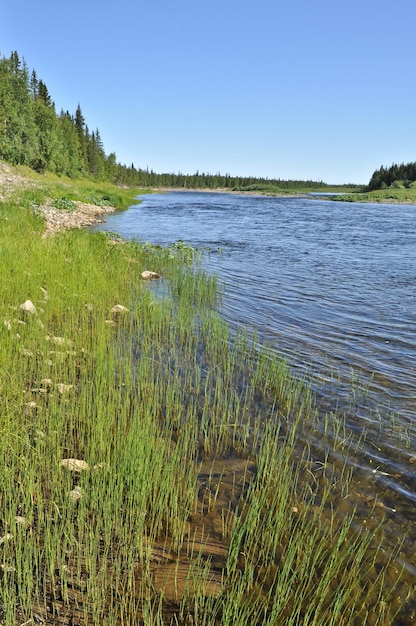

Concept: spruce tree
[[32, 84, 58, 172], [74, 103, 88, 170], [55, 111, 83, 176]]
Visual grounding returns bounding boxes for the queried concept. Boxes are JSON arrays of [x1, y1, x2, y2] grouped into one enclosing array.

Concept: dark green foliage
[[32, 93, 58, 172], [55, 111, 83, 176], [52, 197, 77, 211], [368, 161, 416, 190], [0, 53, 38, 166], [113, 169, 340, 190], [0, 52, 106, 179], [74, 103, 88, 169]]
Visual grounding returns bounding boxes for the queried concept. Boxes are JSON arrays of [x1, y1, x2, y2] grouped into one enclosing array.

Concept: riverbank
[[37, 198, 117, 236], [139, 184, 416, 205], [2, 161, 416, 227], [149, 186, 307, 198], [0, 160, 135, 235]]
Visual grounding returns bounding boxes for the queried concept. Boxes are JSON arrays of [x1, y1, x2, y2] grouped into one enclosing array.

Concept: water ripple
[[92, 191, 416, 507]]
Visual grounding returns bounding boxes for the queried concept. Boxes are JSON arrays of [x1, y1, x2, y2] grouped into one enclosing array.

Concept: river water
[[94, 192, 416, 419], [93, 191, 416, 584]]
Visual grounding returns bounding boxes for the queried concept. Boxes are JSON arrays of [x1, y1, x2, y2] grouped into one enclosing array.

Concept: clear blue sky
[[2, 0, 416, 184]]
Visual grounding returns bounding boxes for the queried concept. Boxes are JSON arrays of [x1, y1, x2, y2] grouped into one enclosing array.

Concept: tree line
[[0, 51, 122, 181], [1, 50, 350, 190], [368, 161, 416, 191]]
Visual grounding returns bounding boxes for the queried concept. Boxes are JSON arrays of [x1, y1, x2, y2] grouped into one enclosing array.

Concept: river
[[92, 191, 416, 583]]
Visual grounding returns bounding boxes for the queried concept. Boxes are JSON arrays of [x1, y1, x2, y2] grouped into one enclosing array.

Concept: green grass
[[11, 163, 148, 210], [231, 183, 363, 196], [330, 187, 416, 204], [0, 178, 412, 625]]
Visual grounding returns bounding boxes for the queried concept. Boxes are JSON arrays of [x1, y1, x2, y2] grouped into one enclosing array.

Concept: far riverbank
[[147, 185, 416, 205]]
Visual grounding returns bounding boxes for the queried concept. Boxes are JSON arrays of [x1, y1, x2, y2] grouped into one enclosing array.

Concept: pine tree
[[30, 69, 38, 99], [86, 128, 105, 178], [74, 103, 88, 170], [37, 80, 53, 107], [32, 86, 58, 172]]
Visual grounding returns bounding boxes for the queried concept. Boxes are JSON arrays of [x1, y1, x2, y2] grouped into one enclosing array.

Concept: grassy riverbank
[[0, 172, 412, 624], [328, 187, 416, 204]]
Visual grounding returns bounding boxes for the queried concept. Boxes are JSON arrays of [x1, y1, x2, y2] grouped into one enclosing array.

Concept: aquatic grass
[[168, 267, 221, 307], [219, 430, 400, 626]]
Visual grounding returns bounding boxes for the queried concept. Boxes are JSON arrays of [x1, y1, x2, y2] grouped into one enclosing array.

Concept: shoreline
[[0, 160, 119, 234], [146, 186, 416, 205], [36, 199, 117, 236], [148, 186, 308, 198], [1, 160, 415, 239]]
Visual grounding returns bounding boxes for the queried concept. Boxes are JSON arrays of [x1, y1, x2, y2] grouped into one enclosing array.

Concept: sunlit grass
[[0, 183, 411, 625], [330, 187, 416, 204], [12, 162, 149, 210]]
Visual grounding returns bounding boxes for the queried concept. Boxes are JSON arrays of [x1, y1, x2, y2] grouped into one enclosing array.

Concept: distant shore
[[2, 160, 415, 239], [148, 186, 416, 204], [148, 186, 309, 198]]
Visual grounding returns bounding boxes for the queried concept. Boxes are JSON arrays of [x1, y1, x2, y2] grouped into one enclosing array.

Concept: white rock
[[0, 532, 12, 545], [61, 458, 89, 472], [15, 516, 30, 528], [0, 564, 16, 573], [25, 401, 38, 416], [56, 383, 74, 395], [69, 485, 84, 502], [19, 300, 36, 315], [110, 304, 129, 313], [46, 335, 74, 347], [141, 270, 160, 280]]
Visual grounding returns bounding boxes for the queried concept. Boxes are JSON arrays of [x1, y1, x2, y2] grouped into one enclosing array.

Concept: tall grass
[[0, 188, 411, 625]]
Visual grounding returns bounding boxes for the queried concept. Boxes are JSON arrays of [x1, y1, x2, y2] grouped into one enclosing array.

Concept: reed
[[0, 186, 410, 625]]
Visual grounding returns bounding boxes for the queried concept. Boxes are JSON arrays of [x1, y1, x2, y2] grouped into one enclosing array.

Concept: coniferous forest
[[0, 50, 357, 191], [2, 50, 412, 191], [367, 161, 416, 190]]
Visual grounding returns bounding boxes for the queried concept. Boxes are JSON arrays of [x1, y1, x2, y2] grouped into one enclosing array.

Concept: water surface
[[94, 191, 416, 420]]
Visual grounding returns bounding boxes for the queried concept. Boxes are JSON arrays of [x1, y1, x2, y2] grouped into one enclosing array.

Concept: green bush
[[52, 196, 77, 211]]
